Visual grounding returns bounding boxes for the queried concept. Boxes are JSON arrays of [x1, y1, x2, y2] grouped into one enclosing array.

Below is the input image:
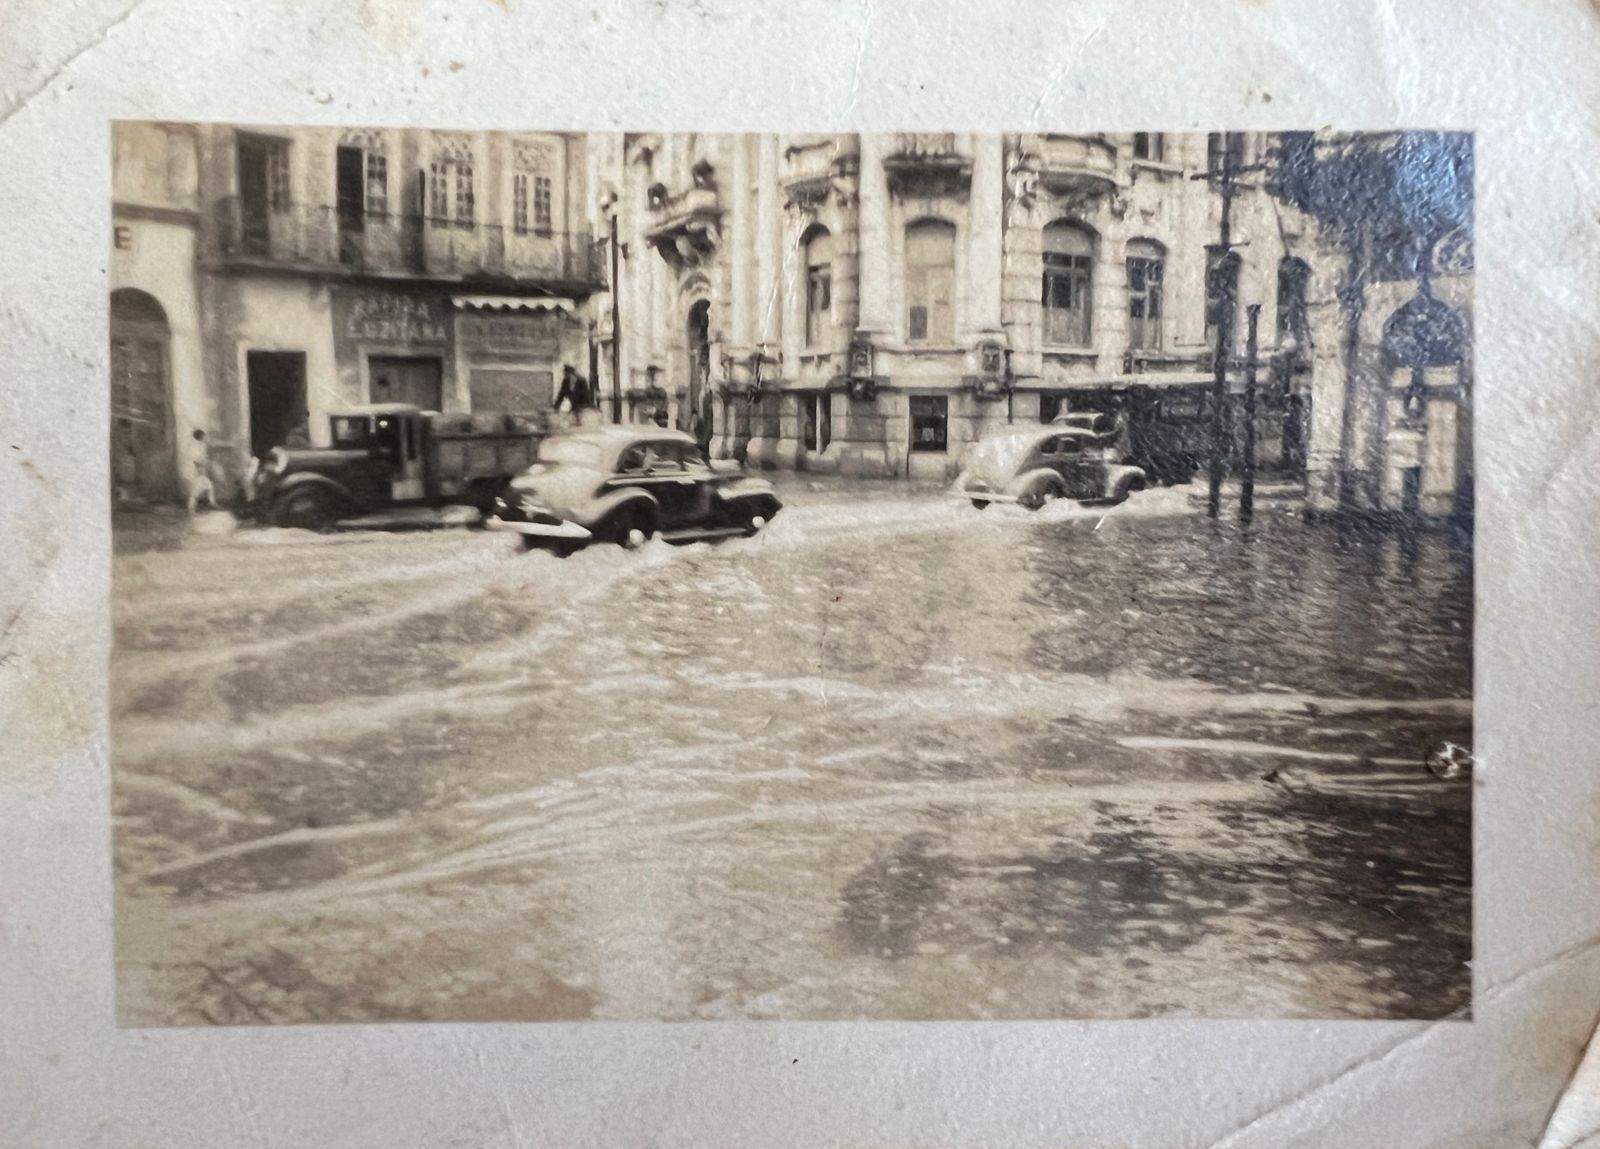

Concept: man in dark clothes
[[554, 365, 592, 413]]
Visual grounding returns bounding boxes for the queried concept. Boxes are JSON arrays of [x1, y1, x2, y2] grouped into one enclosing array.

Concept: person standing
[[185, 428, 217, 514]]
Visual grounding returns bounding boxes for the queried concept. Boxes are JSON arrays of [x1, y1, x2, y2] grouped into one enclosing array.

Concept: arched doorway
[[685, 299, 711, 447], [1380, 291, 1467, 517], [110, 288, 176, 504]]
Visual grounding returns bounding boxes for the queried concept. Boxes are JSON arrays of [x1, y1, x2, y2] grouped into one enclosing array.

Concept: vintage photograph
[[110, 126, 1473, 1025]]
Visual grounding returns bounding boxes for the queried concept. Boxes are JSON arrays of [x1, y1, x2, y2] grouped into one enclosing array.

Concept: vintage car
[[485, 426, 782, 551], [952, 425, 1148, 510]]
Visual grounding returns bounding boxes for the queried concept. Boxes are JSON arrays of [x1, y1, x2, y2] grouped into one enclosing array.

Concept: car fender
[[575, 486, 659, 530], [270, 472, 356, 507], [1104, 464, 1148, 496], [1004, 467, 1067, 499], [715, 477, 781, 507]]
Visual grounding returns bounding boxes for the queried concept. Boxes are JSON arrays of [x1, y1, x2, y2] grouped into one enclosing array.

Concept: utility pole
[[1206, 137, 1238, 519], [608, 209, 623, 424], [1240, 304, 1260, 525]]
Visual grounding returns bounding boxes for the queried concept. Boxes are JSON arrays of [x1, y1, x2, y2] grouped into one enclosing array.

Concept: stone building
[[110, 122, 609, 500], [589, 132, 1326, 484], [111, 122, 207, 506]]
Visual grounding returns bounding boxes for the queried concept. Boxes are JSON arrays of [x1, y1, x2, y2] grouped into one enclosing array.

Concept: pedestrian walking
[[185, 428, 217, 514]]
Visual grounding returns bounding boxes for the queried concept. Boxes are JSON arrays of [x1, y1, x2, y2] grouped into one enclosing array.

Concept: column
[[730, 134, 754, 350], [755, 134, 781, 350], [967, 133, 1004, 336], [856, 132, 891, 335]]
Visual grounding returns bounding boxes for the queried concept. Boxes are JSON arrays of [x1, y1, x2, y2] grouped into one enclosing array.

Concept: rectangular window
[[806, 264, 832, 346], [513, 171, 553, 235], [364, 152, 388, 216], [1206, 132, 1246, 178], [1127, 256, 1164, 350], [428, 156, 475, 227], [905, 222, 956, 344], [1042, 253, 1093, 346], [799, 393, 833, 453], [909, 395, 948, 453], [266, 142, 290, 211], [533, 174, 552, 230], [1132, 132, 1165, 162]]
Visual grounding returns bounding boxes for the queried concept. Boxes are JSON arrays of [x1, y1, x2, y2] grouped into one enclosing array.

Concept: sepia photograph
[[109, 125, 1474, 1026]]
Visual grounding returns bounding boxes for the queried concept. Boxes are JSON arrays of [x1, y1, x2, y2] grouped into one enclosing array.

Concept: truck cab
[[249, 404, 544, 530]]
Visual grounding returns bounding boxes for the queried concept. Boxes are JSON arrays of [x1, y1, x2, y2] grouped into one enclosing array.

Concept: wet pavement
[[111, 483, 1473, 1024]]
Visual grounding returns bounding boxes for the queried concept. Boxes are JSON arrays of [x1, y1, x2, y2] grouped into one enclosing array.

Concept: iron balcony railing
[[211, 196, 607, 287]]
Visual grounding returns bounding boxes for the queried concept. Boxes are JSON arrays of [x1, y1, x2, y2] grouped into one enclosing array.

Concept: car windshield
[[966, 433, 1040, 480], [537, 437, 604, 467]]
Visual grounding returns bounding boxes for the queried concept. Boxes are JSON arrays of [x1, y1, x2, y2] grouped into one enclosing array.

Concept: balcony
[[883, 132, 971, 197], [209, 196, 606, 290], [1035, 134, 1118, 196], [645, 184, 722, 269]]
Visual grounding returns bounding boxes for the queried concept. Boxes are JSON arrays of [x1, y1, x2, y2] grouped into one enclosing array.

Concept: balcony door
[[237, 134, 286, 257]]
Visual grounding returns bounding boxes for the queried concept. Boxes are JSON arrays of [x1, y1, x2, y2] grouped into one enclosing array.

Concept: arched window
[[1043, 221, 1095, 346], [1126, 238, 1165, 350], [1205, 247, 1242, 348], [803, 225, 835, 347], [904, 218, 956, 344]]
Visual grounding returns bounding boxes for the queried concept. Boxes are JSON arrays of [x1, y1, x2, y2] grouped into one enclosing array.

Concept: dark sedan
[[953, 425, 1148, 510], [486, 426, 782, 552]]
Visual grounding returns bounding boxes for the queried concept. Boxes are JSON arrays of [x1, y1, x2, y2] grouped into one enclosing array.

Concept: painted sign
[[457, 312, 563, 354], [341, 291, 448, 344]]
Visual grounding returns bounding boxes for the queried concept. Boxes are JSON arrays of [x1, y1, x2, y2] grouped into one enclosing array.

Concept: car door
[[610, 440, 700, 529], [1039, 434, 1098, 498]]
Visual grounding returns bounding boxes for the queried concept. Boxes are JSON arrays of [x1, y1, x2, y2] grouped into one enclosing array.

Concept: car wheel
[[1024, 484, 1063, 511], [607, 505, 656, 549], [740, 498, 780, 535], [969, 499, 990, 511], [273, 487, 342, 530]]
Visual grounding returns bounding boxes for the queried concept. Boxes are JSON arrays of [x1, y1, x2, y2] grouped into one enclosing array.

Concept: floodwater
[[111, 484, 1473, 1024]]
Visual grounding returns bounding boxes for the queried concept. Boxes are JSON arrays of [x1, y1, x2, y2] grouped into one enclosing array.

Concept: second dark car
[[485, 426, 782, 552]]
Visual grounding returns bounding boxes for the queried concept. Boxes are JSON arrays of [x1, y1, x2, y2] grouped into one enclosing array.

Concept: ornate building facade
[[588, 131, 1472, 518]]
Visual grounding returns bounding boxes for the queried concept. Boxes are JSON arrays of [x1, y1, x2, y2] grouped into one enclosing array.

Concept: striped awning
[[451, 295, 576, 313]]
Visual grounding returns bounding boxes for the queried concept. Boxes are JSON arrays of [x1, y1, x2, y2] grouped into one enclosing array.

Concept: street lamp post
[[1240, 304, 1261, 525], [1206, 144, 1237, 521]]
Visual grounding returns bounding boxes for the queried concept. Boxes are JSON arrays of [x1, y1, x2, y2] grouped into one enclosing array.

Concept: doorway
[[686, 299, 710, 433], [110, 289, 176, 504], [369, 355, 444, 412], [246, 351, 308, 457]]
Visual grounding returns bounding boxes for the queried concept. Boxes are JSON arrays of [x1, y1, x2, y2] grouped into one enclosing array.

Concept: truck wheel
[[273, 487, 342, 530], [607, 505, 656, 549]]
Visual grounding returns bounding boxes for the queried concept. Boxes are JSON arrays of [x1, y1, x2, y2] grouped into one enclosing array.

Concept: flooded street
[[111, 484, 1473, 1024]]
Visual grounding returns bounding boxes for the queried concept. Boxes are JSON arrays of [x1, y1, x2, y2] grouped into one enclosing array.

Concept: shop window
[[909, 395, 948, 453], [1132, 132, 1165, 162], [1126, 239, 1165, 351], [1042, 221, 1095, 346], [905, 219, 956, 344], [804, 226, 834, 347]]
